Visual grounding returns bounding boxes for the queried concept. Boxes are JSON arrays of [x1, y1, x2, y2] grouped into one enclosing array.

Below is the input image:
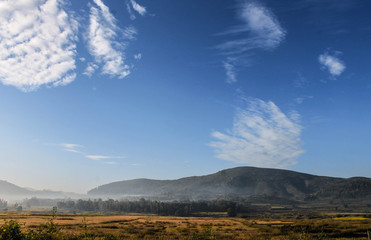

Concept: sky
[[0, 0, 371, 193]]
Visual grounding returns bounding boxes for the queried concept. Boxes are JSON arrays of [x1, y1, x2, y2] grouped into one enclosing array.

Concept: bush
[[0, 220, 24, 240]]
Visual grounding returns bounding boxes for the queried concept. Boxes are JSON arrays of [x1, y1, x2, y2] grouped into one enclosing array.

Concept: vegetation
[[1, 166, 371, 239], [55, 198, 238, 217], [0, 212, 371, 239], [0, 200, 7, 209]]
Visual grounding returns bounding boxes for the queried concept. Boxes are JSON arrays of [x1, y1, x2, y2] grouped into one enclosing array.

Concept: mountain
[[88, 167, 371, 201], [0, 180, 83, 200], [316, 177, 371, 199], [0, 180, 32, 196]]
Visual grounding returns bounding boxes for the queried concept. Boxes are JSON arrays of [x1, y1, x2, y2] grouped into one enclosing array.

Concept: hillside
[[0, 180, 32, 196], [0, 180, 83, 200], [88, 167, 371, 200]]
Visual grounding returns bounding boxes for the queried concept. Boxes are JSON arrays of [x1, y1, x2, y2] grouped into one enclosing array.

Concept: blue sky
[[0, 0, 370, 193]]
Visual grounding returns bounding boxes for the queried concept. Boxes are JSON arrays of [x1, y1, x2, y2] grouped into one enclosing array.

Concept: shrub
[[0, 220, 24, 240]]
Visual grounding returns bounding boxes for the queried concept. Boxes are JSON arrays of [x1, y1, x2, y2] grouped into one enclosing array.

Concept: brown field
[[1, 213, 371, 239]]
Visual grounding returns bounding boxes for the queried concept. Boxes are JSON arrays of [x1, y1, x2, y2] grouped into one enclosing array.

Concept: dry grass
[[0, 213, 370, 239]]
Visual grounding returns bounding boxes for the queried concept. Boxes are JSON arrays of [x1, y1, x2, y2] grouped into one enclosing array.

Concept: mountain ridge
[[88, 166, 371, 200], [2, 167, 371, 202], [0, 180, 83, 200]]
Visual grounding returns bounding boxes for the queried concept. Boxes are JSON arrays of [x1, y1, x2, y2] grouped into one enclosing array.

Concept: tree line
[[0, 199, 7, 208], [56, 198, 240, 217]]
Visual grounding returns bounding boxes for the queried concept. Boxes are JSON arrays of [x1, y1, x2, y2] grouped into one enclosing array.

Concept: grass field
[[0, 213, 371, 239]]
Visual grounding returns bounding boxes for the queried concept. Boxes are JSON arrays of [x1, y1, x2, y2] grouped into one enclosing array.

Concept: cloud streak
[[217, 1, 285, 83], [85, 155, 126, 161], [210, 98, 304, 168], [0, 0, 78, 91], [218, 1, 285, 54], [87, 0, 133, 78], [134, 53, 142, 60], [130, 0, 147, 16], [83, 62, 98, 77], [59, 143, 125, 165], [294, 95, 313, 105], [126, 0, 147, 20], [224, 59, 237, 84], [85, 155, 126, 165], [319, 51, 346, 77], [60, 143, 84, 154]]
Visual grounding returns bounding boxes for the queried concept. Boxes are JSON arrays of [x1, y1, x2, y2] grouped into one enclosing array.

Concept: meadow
[[1, 212, 371, 239]]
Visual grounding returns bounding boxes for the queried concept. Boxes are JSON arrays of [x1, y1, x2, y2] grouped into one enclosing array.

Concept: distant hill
[[0, 180, 83, 200], [0, 180, 32, 196], [88, 167, 371, 201]]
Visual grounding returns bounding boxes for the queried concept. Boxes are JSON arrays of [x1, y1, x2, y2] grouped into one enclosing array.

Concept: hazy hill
[[88, 167, 371, 200], [0, 180, 83, 201], [0, 180, 32, 196]]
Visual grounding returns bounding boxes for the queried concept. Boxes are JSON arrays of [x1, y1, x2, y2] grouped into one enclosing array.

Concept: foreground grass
[[0, 213, 371, 239]]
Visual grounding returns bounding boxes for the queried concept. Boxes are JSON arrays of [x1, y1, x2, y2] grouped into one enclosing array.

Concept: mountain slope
[[88, 167, 370, 200], [0, 180, 32, 195], [0, 180, 83, 200]]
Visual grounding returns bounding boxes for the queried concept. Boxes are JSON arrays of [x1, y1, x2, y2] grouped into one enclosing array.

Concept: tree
[[0, 199, 7, 208], [227, 204, 237, 217], [16, 205, 22, 212]]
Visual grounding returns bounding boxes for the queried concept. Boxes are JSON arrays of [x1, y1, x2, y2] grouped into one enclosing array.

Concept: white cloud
[[122, 26, 137, 40], [64, 148, 82, 153], [239, 2, 285, 49], [85, 155, 126, 161], [217, 1, 285, 83], [134, 53, 142, 60], [319, 51, 346, 77], [87, 0, 133, 78], [126, 2, 136, 20], [83, 62, 98, 77], [224, 60, 237, 84], [58, 143, 126, 164], [210, 98, 305, 168], [218, 1, 285, 54], [130, 0, 146, 16], [0, 0, 78, 91], [60, 143, 83, 149], [294, 95, 313, 105], [60, 143, 84, 154]]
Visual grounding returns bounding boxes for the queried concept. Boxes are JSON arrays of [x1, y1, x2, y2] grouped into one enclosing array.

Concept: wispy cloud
[[134, 53, 142, 60], [61, 143, 83, 149], [224, 59, 237, 84], [126, 1, 136, 20], [210, 98, 304, 168], [60, 143, 84, 154], [83, 62, 99, 77], [217, 1, 285, 83], [85, 155, 125, 160], [59, 143, 126, 165], [293, 72, 308, 88], [87, 0, 133, 78], [130, 0, 147, 16], [319, 51, 346, 77], [126, 0, 146, 20], [85, 155, 126, 165], [218, 1, 285, 54], [0, 0, 78, 91], [123, 26, 138, 40], [294, 95, 313, 105]]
